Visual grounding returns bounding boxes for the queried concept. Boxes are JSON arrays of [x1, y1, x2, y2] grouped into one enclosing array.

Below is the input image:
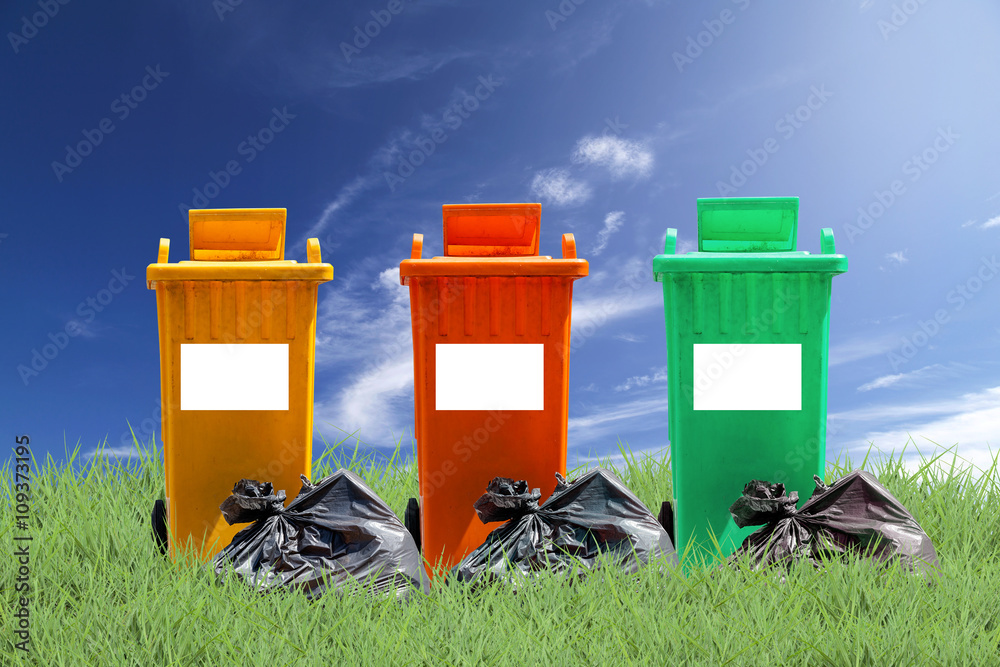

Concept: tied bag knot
[[473, 477, 542, 524], [729, 479, 801, 528], [219, 479, 288, 525]]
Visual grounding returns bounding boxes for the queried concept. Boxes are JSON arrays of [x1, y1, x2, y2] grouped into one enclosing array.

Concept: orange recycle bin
[[399, 203, 588, 575], [146, 208, 332, 562]]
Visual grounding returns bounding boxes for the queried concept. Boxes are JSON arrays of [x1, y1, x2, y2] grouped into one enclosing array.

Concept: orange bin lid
[[400, 203, 588, 281]]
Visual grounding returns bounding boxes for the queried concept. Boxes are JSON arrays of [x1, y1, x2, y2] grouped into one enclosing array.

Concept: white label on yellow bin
[[180, 344, 289, 410], [436, 344, 544, 410], [693, 343, 801, 410]]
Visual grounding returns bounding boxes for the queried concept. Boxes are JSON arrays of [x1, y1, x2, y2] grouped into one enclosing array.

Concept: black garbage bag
[[727, 469, 940, 577], [451, 468, 678, 587], [212, 470, 429, 600]]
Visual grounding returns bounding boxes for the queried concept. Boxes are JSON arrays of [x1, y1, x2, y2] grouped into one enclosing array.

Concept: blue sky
[[3, 0, 999, 477]]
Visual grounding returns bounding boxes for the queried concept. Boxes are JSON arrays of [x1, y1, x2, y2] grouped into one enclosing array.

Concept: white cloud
[[982, 215, 1000, 230], [857, 372, 907, 392], [828, 333, 900, 366], [569, 256, 663, 341], [530, 168, 592, 207], [591, 211, 625, 255], [311, 263, 417, 440], [84, 443, 143, 460], [838, 386, 1000, 482], [885, 250, 908, 265], [298, 174, 376, 249], [962, 219, 978, 228], [613, 333, 643, 343], [572, 135, 654, 179], [857, 363, 974, 392], [568, 396, 667, 432], [614, 366, 669, 392]]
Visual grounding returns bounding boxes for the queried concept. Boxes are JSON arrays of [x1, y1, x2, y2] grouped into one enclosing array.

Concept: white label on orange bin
[[180, 344, 289, 410], [692, 343, 801, 410], [436, 344, 544, 410]]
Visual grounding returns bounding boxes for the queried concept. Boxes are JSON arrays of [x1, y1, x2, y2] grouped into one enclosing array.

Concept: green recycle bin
[[652, 197, 847, 564]]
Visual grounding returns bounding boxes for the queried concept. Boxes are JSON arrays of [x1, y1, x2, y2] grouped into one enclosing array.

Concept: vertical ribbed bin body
[[399, 204, 588, 576], [653, 198, 847, 563], [147, 208, 332, 561]]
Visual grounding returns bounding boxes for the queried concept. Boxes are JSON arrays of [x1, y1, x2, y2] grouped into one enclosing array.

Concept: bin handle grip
[[820, 228, 835, 255], [306, 238, 321, 263], [411, 233, 423, 259], [665, 228, 677, 255], [157, 238, 170, 264], [562, 233, 577, 259]]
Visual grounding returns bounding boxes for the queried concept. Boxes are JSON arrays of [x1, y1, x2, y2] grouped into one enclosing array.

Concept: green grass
[[2, 434, 1000, 666]]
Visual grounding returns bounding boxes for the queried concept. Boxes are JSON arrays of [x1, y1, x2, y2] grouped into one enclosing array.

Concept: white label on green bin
[[692, 343, 801, 410], [180, 344, 289, 410], [436, 344, 544, 410]]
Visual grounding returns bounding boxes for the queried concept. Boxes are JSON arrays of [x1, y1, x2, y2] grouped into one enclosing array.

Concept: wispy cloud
[[530, 168, 592, 207], [572, 135, 654, 179], [571, 258, 662, 337], [312, 263, 416, 441], [568, 396, 667, 432], [879, 249, 909, 272], [297, 174, 377, 249], [856, 363, 975, 392], [591, 211, 625, 255], [828, 332, 900, 366], [837, 386, 1000, 481], [982, 215, 1000, 230], [614, 366, 668, 392], [886, 250, 908, 265], [326, 50, 476, 89], [613, 333, 643, 343]]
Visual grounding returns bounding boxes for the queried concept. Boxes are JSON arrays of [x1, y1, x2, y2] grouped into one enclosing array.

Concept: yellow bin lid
[[147, 209, 333, 287]]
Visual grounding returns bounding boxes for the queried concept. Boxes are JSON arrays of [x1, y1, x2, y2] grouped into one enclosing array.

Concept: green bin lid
[[653, 197, 848, 277], [698, 197, 798, 252]]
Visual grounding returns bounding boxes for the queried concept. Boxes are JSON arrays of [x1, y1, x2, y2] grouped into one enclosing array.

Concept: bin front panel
[[409, 274, 575, 575], [662, 271, 834, 562], [157, 278, 321, 561]]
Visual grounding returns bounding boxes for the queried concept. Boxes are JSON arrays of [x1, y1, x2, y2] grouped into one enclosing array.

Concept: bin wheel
[[657, 500, 675, 547], [151, 499, 168, 557], [404, 497, 421, 552]]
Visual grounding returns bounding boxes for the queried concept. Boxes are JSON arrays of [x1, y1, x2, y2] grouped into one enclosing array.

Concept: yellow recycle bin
[[146, 208, 332, 561]]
